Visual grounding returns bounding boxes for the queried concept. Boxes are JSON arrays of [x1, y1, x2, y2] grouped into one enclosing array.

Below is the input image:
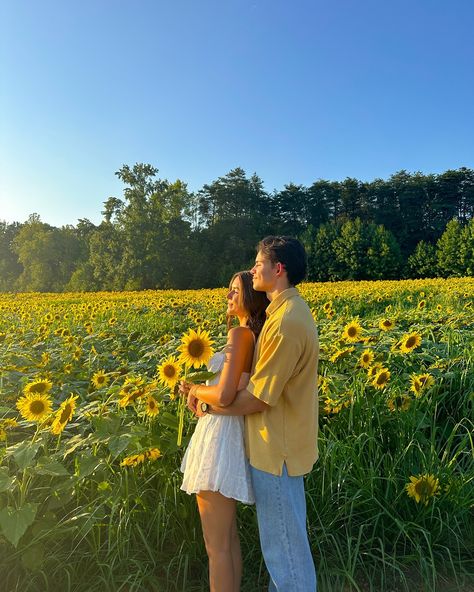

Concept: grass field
[[0, 278, 473, 591]]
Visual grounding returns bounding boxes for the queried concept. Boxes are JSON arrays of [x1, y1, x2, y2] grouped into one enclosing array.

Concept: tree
[[0, 221, 23, 291], [12, 216, 83, 291], [459, 218, 474, 276], [436, 219, 464, 277], [407, 241, 438, 278]]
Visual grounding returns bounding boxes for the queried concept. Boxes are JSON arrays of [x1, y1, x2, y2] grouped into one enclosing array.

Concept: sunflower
[[120, 453, 146, 468], [16, 393, 53, 422], [342, 320, 363, 342], [91, 370, 109, 389], [418, 300, 426, 310], [330, 346, 355, 363], [410, 373, 434, 397], [144, 395, 159, 417], [358, 349, 374, 368], [51, 394, 79, 435], [323, 301, 332, 312], [157, 355, 181, 388], [379, 318, 395, 331], [405, 474, 440, 505], [367, 362, 384, 378], [399, 332, 422, 354], [23, 378, 53, 396], [372, 368, 391, 390], [178, 327, 214, 369], [146, 448, 161, 461], [387, 394, 411, 412]]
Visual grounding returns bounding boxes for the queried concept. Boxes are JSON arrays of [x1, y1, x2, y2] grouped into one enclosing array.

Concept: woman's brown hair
[[226, 270, 269, 338]]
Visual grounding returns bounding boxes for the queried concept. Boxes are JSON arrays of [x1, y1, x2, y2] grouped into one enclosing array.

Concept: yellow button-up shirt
[[245, 287, 319, 476]]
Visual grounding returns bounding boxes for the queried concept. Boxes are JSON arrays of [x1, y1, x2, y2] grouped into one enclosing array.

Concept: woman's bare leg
[[231, 515, 242, 591], [196, 491, 238, 591]]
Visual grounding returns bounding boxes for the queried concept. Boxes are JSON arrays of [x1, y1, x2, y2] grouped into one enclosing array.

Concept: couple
[[180, 236, 319, 592]]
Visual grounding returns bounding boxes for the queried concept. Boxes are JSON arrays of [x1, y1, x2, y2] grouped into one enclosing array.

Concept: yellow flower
[[146, 448, 161, 461], [387, 394, 411, 412], [178, 327, 214, 369], [379, 318, 395, 331], [372, 367, 391, 390], [144, 395, 159, 417], [405, 474, 440, 505], [157, 355, 181, 388], [23, 378, 52, 396], [51, 394, 79, 435], [399, 332, 422, 354], [418, 300, 426, 310], [91, 370, 109, 389], [120, 453, 146, 468], [410, 373, 434, 397], [16, 393, 53, 422], [358, 349, 374, 368], [342, 320, 362, 342], [330, 346, 355, 363]]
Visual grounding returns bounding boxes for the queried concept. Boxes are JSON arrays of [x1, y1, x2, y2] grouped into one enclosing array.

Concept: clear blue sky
[[1, 0, 473, 227]]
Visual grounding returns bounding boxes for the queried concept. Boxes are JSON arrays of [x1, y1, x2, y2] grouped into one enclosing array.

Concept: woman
[[180, 270, 269, 592]]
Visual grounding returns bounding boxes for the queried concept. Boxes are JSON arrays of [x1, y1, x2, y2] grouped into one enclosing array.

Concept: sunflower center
[[405, 336, 416, 348], [59, 405, 72, 423], [383, 320, 391, 327], [414, 479, 433, 497], [163, 365, 176, 378], [30, 400, 46, 415], [377, 373, 388, 384], [188, 339, 204, 358], [347, 327, 357, 337], [30, 383, 48, 394]]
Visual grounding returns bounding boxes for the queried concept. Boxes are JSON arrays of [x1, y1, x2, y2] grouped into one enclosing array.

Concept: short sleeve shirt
[[245, 287, 319, 476]]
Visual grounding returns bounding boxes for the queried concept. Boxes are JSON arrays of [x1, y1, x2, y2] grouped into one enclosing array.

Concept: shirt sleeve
[[247, 331, 302, 407]]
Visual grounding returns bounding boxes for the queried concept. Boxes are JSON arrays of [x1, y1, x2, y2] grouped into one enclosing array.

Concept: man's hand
[[187, 391, 199, 414]]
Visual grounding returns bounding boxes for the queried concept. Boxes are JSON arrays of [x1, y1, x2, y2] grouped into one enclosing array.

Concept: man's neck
[[266, 282, 292, 302]]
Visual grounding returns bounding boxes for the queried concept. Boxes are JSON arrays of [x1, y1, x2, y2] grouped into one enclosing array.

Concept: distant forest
[[1, 164, 474, 292]]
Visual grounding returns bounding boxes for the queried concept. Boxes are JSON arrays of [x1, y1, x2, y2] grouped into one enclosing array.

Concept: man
[[198, 236, 319, 591]]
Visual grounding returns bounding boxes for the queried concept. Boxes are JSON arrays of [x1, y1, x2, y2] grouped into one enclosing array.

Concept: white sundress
[[180, 349, 255, 504]]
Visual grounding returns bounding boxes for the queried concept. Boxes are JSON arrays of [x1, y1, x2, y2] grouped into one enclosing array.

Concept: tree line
[[1, 164, 473, 292]]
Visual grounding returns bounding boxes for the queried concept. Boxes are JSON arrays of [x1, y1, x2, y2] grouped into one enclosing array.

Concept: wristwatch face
[[200, 402, 209, 413]]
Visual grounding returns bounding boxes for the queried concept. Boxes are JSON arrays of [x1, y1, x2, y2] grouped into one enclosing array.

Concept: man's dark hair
[[257, 236, 307, 286]]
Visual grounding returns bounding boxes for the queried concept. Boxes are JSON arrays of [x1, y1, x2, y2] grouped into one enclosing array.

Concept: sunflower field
[[0, 278, 473, 592]]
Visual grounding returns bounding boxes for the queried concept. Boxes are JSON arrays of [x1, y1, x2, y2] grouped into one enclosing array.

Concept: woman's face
[[227, 276, 246, 318]]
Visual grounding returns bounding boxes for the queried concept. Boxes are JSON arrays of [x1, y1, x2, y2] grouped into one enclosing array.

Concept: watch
[[199, 401, 209, 414]]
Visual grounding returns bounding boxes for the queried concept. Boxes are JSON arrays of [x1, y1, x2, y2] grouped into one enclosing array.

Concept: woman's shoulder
[[227, 325, 254, 342]]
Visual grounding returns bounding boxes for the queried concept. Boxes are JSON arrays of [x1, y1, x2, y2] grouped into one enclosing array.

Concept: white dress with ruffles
[[180, 349, 255, 504]]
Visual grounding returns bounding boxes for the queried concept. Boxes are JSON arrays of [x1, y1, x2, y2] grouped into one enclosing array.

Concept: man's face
[[251, 250, 277, 292]]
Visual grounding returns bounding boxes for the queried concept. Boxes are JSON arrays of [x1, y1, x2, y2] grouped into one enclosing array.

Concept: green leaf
[[35, 457, 70, 476], [7, 440, 41, 470], [91, 414, 121, 438], [0, 503, 38, 547], [21, 544, 45, 570], [159, 411, 178, 429], [75, 453, 102, 478], [0, 467, 14, 493], [107, 434, 132, 458]]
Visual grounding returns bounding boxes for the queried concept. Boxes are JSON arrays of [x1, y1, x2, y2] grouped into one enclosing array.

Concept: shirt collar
[[266, 287, 299, 317]]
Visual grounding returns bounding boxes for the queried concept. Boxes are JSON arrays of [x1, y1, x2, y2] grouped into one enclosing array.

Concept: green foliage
[[407, 241, 438, 278], [436, 219, 464, 277], [1, 166, 474, 293]]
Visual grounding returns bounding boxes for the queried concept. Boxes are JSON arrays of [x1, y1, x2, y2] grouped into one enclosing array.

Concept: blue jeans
[[250, 463, 317, 591]]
